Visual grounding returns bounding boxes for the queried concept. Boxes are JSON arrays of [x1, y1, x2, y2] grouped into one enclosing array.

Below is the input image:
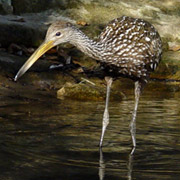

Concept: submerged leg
[[99, 77, 113, 147], [130, 81, 145, 148]]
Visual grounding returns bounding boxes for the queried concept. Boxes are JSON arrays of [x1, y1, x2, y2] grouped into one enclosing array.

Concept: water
[[0, 81, 180, 180]]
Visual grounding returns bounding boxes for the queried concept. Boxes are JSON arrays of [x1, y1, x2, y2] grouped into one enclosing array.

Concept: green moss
[[57, 82, 105, 101], [151, 51, 180, 80]]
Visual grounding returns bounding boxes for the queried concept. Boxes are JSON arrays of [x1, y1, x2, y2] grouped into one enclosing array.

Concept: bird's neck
[[70, 30, 105, 61]]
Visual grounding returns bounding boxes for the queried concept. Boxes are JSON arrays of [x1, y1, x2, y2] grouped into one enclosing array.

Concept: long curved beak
[[14, 40, 55, 81]]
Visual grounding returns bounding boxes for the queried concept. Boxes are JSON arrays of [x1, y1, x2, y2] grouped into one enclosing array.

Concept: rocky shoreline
[[0, 0, 180, 101]]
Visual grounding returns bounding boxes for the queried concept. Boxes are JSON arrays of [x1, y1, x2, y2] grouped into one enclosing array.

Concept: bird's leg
[[99, 77, 113, 147], [130, 81, 144, 149]]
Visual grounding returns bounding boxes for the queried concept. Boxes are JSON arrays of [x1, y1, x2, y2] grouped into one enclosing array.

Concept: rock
[[0, 14, 46, 47], [57, 78, 125, 101], [12, 0, 68, 14], [168, 42, 180, 51], [0, 50, 52, 73], [0, 49, 78, 94], [0, 0, 13, 14], [0, 12, 75, 47], [151, 51, 180, 81], [57, 82, 105, 101]]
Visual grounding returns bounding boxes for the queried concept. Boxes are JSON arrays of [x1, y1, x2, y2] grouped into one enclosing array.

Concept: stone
[[0, 0, 13, 14], [12, 0, 68, 14], [0, 11, 74, 47], [57, 82, 105, 101], [0, 14, 46, 47]]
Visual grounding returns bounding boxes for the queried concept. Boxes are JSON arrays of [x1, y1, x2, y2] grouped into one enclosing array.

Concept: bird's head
[[14, 21, 76, 81], [45, 21, 76, 46]]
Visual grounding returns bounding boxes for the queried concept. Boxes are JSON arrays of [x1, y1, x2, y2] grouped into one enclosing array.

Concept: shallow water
[[0, 81, 180, 180]]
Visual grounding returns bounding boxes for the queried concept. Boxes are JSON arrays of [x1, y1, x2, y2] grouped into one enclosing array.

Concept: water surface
[[0, 81, 180, 180]]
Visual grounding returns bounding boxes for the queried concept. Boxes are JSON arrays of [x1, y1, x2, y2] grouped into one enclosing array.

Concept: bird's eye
[[55, 32, 61, 36]]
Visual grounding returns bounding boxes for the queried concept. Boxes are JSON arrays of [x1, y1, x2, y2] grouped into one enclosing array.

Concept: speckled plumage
[[98, 16, 162, 82]]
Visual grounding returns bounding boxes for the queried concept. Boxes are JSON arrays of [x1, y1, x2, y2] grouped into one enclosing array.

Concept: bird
[[14, 16, 162, 148]]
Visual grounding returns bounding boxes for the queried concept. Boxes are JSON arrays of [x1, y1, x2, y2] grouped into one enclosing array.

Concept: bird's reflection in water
[[98, 147, 135, 180], [128, 148, 135, 180], [99, 148, 105, 180]]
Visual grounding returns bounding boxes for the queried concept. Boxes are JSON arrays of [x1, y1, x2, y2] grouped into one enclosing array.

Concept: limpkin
[[14, 16, 162, 148]]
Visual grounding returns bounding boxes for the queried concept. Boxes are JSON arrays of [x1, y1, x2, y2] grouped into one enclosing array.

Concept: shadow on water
[[0, 81, 180, 180]]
